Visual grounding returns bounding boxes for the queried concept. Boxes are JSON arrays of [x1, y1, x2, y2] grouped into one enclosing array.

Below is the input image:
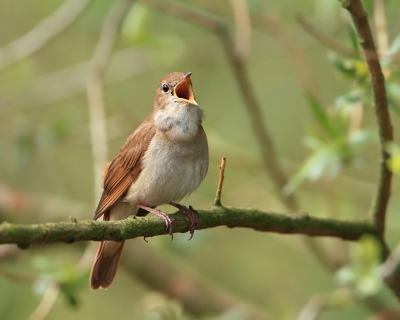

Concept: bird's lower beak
[[174, 72, 198, 106]]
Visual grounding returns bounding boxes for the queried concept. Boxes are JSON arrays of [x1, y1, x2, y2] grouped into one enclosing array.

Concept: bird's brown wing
[[93, 120, 156, 220]]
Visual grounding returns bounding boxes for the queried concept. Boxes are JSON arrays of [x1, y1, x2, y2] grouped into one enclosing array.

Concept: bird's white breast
[[125, 105, 208, 207], [153, 102, 204, 140]]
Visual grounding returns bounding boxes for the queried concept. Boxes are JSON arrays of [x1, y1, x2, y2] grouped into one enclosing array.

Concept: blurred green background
[[1, 0, 400, 319]]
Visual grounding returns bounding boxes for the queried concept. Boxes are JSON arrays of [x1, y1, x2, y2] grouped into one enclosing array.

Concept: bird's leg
[[169, 202, 199, 240], [136, 204, 176, 239]]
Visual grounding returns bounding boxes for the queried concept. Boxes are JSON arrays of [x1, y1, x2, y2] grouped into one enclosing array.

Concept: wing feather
[[93, 119, 156, 220]]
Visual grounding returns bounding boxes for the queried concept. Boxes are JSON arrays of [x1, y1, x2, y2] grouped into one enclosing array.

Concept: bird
[[90, 72, 209, 290]]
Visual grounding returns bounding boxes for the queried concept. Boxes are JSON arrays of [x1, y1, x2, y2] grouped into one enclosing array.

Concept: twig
[[296, 14, 358, 59], [297, 293, 329, 320], [87, 0, 135, 201], [0, 48, 154, 113], [342, 0, 393, 239], [0, 0, 90, 72], [0, 207, 376, 246], [263, 13, 320, 103], [230, 0, 251, 61], [214, 157, 226, 206], [373, 0, 388, 56], [143, 0, 298, 213], [262, 12, 352, 272], [0, 264, 36, 284], [28, 282, 60, 320], [297, 288, 352, 320], [380, 243, 400, 280]]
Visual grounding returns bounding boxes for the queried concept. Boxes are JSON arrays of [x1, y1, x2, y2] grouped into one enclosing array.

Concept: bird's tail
[[90, 240, 125, 290]]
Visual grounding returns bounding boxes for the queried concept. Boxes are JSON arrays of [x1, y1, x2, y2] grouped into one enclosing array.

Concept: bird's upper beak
[[174, 72, 198, 106]]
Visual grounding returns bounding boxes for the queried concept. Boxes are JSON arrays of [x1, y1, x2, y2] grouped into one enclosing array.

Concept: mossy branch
[[0, 207, 376, 248]]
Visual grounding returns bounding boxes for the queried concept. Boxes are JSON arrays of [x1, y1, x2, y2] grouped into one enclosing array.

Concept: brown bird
[[90, 72, 209, 290]]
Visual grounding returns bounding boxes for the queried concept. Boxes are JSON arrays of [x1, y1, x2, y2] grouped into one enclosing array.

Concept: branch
[[230, 0, 251, 61], [0, 207, 376, 247], [342, 0, 393, 239], [0, 0, 90, 71], [0, 48, 154, 113], [28, 282, 60, 320], [87, 0, 135, 200], [295, 14, 358, 59], [373, 0, 389, 56], [263, 13, 320, 104], [339, 0, 400, 301]]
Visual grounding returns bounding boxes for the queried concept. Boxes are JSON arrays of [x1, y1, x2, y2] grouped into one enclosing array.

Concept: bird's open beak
[[174, 72, 198, 106]]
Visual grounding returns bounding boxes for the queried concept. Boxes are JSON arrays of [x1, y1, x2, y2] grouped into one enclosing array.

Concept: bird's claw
[[169, 202, 199, 240], [136, 204, 176, 240]]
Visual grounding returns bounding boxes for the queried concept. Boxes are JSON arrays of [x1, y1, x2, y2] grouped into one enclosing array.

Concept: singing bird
[[90, 72, 209, 290]]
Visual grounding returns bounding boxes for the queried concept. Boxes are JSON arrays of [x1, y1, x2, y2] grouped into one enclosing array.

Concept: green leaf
[[348, 129, 377, 151], [388, 33, 400, 56], [306, 93, 340, 139], [346, 22, 359, 51], [328, 53, 368, 80], [336, 235, 383, 297], [283, 144, 340, 194], [382, 33, 400, 66], [385, 142, 400, 174], [328, 52, 356, 78]]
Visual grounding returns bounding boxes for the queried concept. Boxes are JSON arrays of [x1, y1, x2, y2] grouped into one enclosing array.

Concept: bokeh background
[[1, 0, 400, 319]]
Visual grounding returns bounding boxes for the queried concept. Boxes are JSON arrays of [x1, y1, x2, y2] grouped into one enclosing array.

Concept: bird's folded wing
[[93, 119, 156, 220]]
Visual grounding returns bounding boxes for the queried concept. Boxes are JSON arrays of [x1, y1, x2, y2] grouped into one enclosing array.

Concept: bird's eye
[[162, 83, 169, 93]]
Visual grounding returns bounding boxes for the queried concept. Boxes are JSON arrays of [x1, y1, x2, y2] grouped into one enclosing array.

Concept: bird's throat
[[153, 104, 204, 140]]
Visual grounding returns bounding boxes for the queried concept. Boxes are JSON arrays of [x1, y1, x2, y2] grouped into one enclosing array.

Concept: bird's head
[[153, 72, 198, 111], [152, 72, 204, 137]]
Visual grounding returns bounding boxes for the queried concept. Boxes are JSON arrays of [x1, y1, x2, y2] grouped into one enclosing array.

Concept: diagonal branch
[[341, 0, 393, 239], [0, 0, 90, 72], [0, 207, 376, 247], [262, 14, 320, 105], [295, 14, 358, 59]]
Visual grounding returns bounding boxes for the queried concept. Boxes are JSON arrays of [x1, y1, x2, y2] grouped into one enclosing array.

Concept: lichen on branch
[[0, 207, 376, 247]]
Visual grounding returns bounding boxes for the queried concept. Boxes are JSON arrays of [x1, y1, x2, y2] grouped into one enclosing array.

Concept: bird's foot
[[169, 202, 199, 240], [136, 204, 176, 240]]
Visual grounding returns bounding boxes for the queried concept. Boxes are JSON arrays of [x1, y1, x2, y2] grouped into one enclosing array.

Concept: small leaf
[[328, 52, 357, 78], [283, 144, 340, 194], [336, 235, 383, 297], [385, 142, 400, 174], [381, 33, 400, 66], [306, 93, 340, 139], [388, 34, 400, 56], [328, 53, 368, 80], [348, 129, 377, 151], [346, 22, 359, 51]]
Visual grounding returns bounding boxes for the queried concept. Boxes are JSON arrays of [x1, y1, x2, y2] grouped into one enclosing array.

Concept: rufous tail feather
[[90, 240, 125, 290]]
